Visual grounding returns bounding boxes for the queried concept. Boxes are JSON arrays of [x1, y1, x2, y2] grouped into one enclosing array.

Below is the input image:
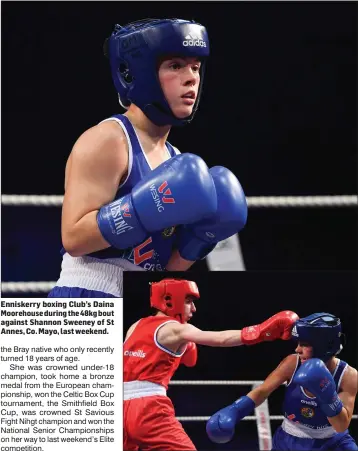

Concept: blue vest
[[283, 356, 347, 430], [64, 114, 179, 271]]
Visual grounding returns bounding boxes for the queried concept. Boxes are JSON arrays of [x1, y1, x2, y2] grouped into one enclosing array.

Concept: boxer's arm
[[246, 354, 297, 406], [159, 312, 298, 348], [327, 366, 357, 433], [171, 323, 243, 347], [62, 121, 128, 256], [124, 320, 140, 342], [206, 355, 297, 444]]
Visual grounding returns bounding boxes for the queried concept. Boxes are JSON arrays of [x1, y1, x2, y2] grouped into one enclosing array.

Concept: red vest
[[124, 316, 185, 390]]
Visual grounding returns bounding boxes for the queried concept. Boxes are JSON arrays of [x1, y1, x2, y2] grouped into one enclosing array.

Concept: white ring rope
[[177, 415, 284, 421], [2, 282, 56, 293], [3, 195, 64, 206], [3, 194, 358, 208], [169, 380, 357, 422], [246, 195, 357, 208], [170, 380, 265, 385], [176, 415, 358, 421], [2, 194, 357, 292]]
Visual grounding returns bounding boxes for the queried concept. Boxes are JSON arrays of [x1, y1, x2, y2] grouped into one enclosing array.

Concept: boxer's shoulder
[[125, 319, 142, 341], [275, 354, 299, 383], [73, 121, 127, 157], [66, 121, 129, 181], [340, 364, 357, 392]]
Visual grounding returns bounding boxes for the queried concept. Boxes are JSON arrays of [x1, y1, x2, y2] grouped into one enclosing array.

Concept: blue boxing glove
[[97, 154, 217, 250], [293, 358, 343, 417], [178, 166, 247, 261], [206, 396, 255, 444]]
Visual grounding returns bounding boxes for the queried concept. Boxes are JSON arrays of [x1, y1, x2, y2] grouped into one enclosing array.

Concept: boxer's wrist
[[233, 396, 256, 419]]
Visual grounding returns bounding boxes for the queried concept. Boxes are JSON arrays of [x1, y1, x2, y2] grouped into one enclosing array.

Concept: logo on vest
[[301, 399, 317, 407], [162, 226, 176, 238], [124, 349, 146, 358], [301, 407, 315, 418]]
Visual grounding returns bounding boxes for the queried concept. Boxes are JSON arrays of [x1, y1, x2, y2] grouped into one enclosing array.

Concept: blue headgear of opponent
[[291, 313, 344, 361], [104, 18, 210, 127]]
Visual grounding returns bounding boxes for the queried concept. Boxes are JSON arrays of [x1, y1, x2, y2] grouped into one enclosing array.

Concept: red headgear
[[150, 278, 200, 323]]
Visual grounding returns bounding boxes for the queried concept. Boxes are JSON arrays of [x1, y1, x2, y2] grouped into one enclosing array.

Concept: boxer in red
[[123, 278, 299, 450]]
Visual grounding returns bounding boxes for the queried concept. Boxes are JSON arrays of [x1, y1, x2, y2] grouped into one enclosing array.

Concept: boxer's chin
[[172, 104, 193, 119]]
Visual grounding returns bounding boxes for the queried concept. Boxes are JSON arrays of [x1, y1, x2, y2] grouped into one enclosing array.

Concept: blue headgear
[[104, 18, 210, 126], [291, 313, 344, 361]]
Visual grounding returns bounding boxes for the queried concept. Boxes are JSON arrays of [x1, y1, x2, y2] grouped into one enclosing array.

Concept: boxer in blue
[[48, 19, 247, 298], [206, 313, 357, 450]]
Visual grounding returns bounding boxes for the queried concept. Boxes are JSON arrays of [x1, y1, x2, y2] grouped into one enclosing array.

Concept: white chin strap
[[118, 94, 129, 110]]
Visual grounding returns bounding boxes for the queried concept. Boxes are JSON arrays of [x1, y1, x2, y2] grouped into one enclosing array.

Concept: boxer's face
[[182, 296, 197, 323], [295, 342, 313, 363], [158, 56, 201, 119]]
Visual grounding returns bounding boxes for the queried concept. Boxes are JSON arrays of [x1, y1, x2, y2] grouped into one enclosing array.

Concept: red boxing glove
[[241, 311, 299, 345], [180, 342, 198, 367]]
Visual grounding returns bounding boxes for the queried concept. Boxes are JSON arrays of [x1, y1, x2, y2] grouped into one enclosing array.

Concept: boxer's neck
[[124, 105, 171, 145]]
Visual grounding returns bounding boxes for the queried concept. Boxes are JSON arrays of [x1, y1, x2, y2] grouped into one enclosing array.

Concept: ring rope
[[3, 194, 358, 208], [177, 415, 283, 421], [177, 415, 358, 421], [170, 380, 357, 421], [2, 193, 357, 291], [170, 380, 264, 385], [2, 282, 56, 293]]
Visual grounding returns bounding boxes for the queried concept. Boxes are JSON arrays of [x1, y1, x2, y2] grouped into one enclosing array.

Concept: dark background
[[2, 2, 357, 286], [124, 270, 358, 449]]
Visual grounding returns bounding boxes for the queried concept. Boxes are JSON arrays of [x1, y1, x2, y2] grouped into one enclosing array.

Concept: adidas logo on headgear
[[291, 326, 298, 337], [183, 33, 207, 47]]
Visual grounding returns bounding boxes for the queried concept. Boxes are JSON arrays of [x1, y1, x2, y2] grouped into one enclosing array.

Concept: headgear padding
[[291, 313, 344, 361], [150, 278, 200, 323]]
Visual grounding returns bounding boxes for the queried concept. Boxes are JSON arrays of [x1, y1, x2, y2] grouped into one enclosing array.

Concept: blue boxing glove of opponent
[[177, 166, 247, 261], [293, 358, 343, 417], [206, 396, 255, 444], [97, 153, 217, 250]]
